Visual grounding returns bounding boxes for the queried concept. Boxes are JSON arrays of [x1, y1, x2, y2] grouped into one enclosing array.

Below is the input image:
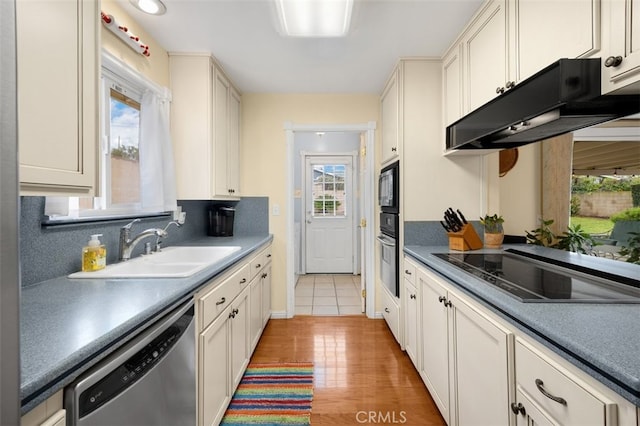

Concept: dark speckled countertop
[[404, 244, 640, 406], [21, 234, 272, 413]]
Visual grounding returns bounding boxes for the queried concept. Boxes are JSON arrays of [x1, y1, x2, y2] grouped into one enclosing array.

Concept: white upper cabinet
[[462, 0, 509, 112], [17, 0, 98, 196], [170, 53, 241, 200], [601, 0, 640, 93], [513, 0, 600, 82], [455, 0, 603, 118], [442, 45, 463, 127], [380, 68, 400, 165]]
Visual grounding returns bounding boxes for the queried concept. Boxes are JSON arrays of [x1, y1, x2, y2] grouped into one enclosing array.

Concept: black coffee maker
[[208, 206, 235, 237]]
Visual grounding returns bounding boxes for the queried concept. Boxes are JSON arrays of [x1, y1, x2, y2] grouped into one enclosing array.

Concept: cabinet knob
[[505, 81, 515, 89], [496, 86, 505, 94], [410, 294, 416, 299], [262, 273, 268, 279], [604, 55, 623, 68], [510, 402, 526, 416]]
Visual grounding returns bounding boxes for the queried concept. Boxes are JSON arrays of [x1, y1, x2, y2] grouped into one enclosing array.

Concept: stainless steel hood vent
[[446, 59, 640, 152]]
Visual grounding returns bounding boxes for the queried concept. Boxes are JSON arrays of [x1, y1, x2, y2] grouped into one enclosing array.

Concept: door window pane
[[312, 164, 346, 217]]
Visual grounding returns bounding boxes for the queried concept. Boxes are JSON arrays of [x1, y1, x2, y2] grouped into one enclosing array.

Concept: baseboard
[[373, 312, 384, 319], [268, 310, 288, 319]]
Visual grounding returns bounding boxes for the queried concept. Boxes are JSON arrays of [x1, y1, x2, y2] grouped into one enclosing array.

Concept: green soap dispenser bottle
[[82, 234, 106, 272]]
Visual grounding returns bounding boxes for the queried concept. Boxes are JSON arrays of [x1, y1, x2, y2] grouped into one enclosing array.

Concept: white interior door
[[305, 155, 354, 273]]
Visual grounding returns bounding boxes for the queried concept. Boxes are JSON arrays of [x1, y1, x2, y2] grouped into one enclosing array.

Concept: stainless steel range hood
[[446, 59, 640, 153]]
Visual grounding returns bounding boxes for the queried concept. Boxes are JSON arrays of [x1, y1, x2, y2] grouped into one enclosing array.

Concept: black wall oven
[[379, 161, 399, 213], [378, 212, 399, 298]]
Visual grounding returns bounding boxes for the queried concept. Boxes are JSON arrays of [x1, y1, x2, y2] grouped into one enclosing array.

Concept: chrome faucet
[[154, 220, 182, 252], [118, 218, 168, 261]]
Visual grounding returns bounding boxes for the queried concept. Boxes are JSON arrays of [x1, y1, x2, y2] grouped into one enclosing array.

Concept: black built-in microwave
[[378, 161, 399, 213]]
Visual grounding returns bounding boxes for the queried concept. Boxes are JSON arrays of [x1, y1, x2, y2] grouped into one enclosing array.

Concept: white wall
[[240, 94, 379, 314]]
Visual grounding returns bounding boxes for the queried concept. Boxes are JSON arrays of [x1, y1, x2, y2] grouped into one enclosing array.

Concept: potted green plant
[[480, 214, 504, 249]]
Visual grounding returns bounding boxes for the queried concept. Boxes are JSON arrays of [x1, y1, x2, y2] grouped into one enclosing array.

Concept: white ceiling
[[115, 0, 484, 93]]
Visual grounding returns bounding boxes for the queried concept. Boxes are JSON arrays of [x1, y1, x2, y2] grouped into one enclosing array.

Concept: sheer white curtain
[[139, 88, 177, 212]]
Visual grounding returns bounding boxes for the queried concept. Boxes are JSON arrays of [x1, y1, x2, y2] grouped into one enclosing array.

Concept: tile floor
[[294, 274, 363, 316]]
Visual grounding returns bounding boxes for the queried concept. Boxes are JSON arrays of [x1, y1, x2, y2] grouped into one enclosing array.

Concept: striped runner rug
[[220, 362, 314, 425]]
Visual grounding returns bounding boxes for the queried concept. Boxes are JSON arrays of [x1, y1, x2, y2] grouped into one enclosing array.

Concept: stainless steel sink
[[69, 246, 241, 279]]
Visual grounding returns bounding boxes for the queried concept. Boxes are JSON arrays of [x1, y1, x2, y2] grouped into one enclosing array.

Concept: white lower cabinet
[[199, 304, 232, 426], [513, 338, 619, 426], [417, 262, 513, 426], [261, 264, 272, 327], [381, 285, 400, 344], [196, 243, 272, 426], [230, 286, 250, 390], [410, 256, 637, 426], [403, 261, 419, 369]]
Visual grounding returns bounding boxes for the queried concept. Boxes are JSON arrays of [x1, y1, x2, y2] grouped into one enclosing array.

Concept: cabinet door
[[450, 292, 513, 426], [227, 87, 241, 196], [16, 0, 98, 195], [200, 306, 231, 426], [515, 0, 600, 82], [230, 286, 250, 390], [603, 0, 640, 93], [418, 269, 450, 422], [213, 68, 230, 198], [403, 279, 419, 369], [463, 0, 508, 111], [261, 264, 272, 327], [249, 274, 263, 353], [443, 44, 464, 127], [169, 54, 213, 200], [380, 69, 399, 164]]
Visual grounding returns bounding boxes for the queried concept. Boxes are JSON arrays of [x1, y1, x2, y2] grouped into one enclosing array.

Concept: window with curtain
[[44, 53, 177, 222]]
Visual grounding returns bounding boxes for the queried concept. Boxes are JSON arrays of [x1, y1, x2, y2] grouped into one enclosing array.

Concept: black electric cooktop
[[433, 249, 640, 303]]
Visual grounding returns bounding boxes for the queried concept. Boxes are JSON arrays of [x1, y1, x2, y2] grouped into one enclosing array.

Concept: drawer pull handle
[[410, 294, 416, 299], [262, 273, 268, 279], [438, 296, 446, 303], [384, 308, 390, 313], [216, 297, 226, 306], [404, 269, 412, 275], [255, 263, 261, 268], [233, 308, 239, 315], [266, 254, 272, 258], [240, 278, 247, 284], [535, 379, 567, 405]]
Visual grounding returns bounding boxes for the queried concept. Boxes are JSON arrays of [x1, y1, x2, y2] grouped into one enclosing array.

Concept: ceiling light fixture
[[129, 0, 166, 15], [276, 0, 353, 37]]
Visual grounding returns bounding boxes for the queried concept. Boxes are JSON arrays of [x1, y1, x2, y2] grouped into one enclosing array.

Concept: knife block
[[447, 224, 483, 251]]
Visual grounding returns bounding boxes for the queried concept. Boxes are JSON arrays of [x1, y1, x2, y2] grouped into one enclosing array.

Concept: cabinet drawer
[[249, 247, 272, 280], [515, 339, 612, 425], [381, 287, 400, 343], [403, 257, 417, 285], [200, 263, 250, 330]]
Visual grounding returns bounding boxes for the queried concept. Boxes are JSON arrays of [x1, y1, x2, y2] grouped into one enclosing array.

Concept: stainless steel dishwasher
[[65, 300, 196, 425]]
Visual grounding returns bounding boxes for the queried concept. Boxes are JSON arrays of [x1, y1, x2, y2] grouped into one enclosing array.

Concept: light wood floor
[[251, 316, 446, 425]]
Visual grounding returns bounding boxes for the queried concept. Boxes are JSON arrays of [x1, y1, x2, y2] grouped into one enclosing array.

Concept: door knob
[[306, 220, 312, 224]]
